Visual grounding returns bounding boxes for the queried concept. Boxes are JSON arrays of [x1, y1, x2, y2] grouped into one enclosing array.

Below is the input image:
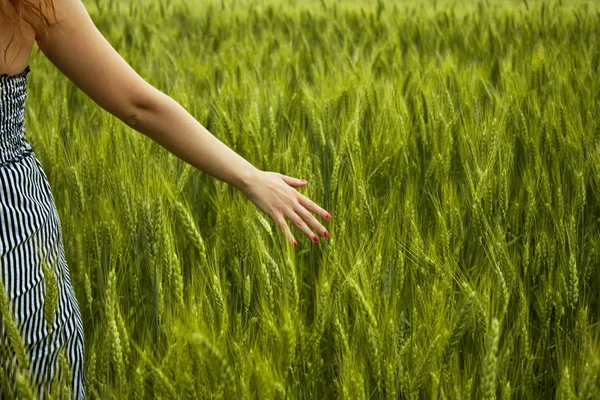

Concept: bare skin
[[0, 0, 332, 247]]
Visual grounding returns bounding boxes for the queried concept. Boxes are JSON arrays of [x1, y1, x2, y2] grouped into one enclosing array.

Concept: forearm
[[123, 86, 260, 192]]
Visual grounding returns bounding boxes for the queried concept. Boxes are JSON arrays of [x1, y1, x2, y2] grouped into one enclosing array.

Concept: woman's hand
[[239, 170, 332, 247]]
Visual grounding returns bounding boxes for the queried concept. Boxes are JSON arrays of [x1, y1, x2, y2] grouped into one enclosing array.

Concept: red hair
[[1, 0, 58, 62]]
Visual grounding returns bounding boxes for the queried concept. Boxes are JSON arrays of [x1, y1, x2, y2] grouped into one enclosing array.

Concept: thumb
[[280, 174, 307, 188]]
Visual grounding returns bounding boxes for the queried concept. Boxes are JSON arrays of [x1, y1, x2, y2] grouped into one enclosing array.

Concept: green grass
[[9, 0, 600, 398]]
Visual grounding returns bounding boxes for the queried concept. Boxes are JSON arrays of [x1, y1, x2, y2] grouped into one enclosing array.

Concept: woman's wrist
[[234, 165, 262, 195]]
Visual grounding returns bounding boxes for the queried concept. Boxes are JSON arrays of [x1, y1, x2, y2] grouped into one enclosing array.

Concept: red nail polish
[[324, 231, 329, 238], [301, 179, 307, 183], [313, 236, 319, 242], [293, 241, 298, 247], [326, 214, 332, 220]]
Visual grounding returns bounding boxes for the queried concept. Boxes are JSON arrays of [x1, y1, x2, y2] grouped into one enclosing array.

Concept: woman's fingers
[[280, 173, 307, 188], [286, 209, 320, 243], [275, 213, 298, 247], [298, 193, 332, 221], [294, 203, 329, 238], [266, 172, 332, 247]]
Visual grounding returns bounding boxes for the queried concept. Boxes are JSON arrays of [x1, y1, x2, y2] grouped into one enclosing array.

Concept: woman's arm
[[36, 0, 332, 246]]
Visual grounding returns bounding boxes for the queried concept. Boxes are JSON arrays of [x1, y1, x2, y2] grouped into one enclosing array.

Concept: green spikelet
[[502, 380, 511, 400], [567, 252, 579, 309], [173, 200, 207, 265], [442, 290, 476, 367], [396, 246, 405, 297], [382, 257, 393, 302], [133, 363, 145, 400], [285, 257, 299, 316], [161, 238, 173, 297], [540, 169, 552, 213], [579, 357, 600, 399], [256, 211, 273, 238], [142, 201, 159, 261], [154, 197, 166, 240], [576, 171, 586, 212], [312, 281, 330, 350], [522, 239, 530, 278], [156, 268, 164, 326], [532, 235, 544, 283], [557, 365, 575, 400], [491, 260, 508, 317], [372, 254, 383, 310], [259, 262, 274, 313], [0, 362, 15, 399], [472, 198, 487, 244], [41, 257, 58, 334], [556, 185, 565, 244], [518, 299, 532, 388], [366, 323, 381, 386], [131, 265, 140, 307], [58, 349, 72, 399], [172, 250, 184, 308], [268, 105, 278, 141], [203, 292, 214, 329], [350, 365, 366, 400], [252, 356, 274, 399], [280, 318, 296, 379], [330, 143, 343, 192], [385, 355, 397, 400], [191, 332, 237, 398], [264, 253, 284, 289], [0, 260, 29, 371], [87, 345, 97, 396], [84, 271, 93, 311], [115, 305, 131, 368], [14, 369, 34, 400], [318, 120, 327, 148], [438, 210, 451, 261], [243, 274, 251, 317], [333, 312, 349, 355], [106, 269, 124, 378], [499, 168, 508, 220], [232, 339, 244, 378], [415, 334, 442, 390], [481, 318, 500, 399], [99, 220, 112, 260], [95, 339, 108, 392], [119, 182, 136, 237], [560, 105, 568, 139], [358, 181, 375, 234], [273, 381, 285, 399], [147, 362, 177, 399], [67, 165, 85, 216], [176, 163, 193, 195], [524, 183, 536, 235], [212, 274, 228, 335], [349, 279, 377, 329]]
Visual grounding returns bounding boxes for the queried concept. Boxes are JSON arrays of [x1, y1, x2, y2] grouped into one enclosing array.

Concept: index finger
[[297, 194, 332, 221]]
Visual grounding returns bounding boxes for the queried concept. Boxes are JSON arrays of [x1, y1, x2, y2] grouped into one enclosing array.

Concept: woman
[[0, 0, 332, 397]]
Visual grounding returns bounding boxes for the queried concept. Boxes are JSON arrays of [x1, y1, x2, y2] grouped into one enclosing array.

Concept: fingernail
[[301, 179, 307, 183], [324, 230, 329, 238], [293, 241, 298, 247], [326, 214, 332, 220], [313, 236, 319, 242]]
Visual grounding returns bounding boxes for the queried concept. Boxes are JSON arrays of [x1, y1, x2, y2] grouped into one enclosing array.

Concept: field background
[[14, 0, 600, 398]]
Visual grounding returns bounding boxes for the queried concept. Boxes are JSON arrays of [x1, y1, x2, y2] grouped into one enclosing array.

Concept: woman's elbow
[[118, 82, 161, 129]]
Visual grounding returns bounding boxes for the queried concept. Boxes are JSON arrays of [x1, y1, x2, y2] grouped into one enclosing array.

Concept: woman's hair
[[3, 0, 57, 36], [1, 0, 57, 63]]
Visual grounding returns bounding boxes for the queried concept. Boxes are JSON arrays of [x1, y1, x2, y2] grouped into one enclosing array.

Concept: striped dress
[[0, 67, 86, 399]]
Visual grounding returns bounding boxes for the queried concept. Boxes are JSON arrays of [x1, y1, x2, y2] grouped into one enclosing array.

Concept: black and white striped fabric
[[0, 67, 86, 399]]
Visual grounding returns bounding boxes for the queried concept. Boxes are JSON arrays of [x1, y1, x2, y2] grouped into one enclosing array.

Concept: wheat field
[[3, 0, 600, 398]]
